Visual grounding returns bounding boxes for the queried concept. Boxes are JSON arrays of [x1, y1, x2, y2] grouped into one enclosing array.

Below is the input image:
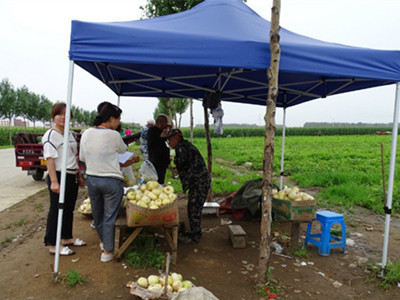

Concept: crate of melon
[[272, 187, 316, 221], [125, 182, 180, 227]]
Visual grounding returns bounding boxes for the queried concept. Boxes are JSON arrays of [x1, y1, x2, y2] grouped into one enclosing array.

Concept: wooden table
[[113, 216, 179, 263]]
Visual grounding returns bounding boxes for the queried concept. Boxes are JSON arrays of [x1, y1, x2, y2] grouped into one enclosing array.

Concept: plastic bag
[[140, 160, 158, 183], [122, 166, 136, 187], [170, 287, 219, 300]]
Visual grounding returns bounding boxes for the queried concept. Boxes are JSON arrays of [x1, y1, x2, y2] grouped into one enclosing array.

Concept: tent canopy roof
[[69, 0, 400, 107]]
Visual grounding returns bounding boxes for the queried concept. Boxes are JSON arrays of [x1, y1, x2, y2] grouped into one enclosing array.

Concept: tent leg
[[53, 61, 75, 283], [280, 107, 286, 189], [381, 82, 400, 275]]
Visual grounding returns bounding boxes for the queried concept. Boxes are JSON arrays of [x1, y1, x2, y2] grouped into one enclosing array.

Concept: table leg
[[114, 227, 143, 259], [291, 222, 300, 249]]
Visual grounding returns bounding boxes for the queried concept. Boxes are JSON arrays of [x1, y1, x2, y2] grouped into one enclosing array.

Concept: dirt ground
[[1, 188, 400, 300]]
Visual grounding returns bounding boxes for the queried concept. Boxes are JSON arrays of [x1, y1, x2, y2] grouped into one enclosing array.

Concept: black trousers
[[154, 164, 168, 185], [44, 172, 78, 246]]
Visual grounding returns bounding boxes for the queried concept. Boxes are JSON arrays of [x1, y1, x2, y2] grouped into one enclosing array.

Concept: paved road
[[0, 148, 47, 212]]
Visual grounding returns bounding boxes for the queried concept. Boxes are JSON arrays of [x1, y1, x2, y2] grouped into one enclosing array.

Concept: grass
[[130, 135, 400, 214], [367, 260, 400, 290], [14, 218, 26, 227], [62, 268, 87, 287], [34, 203, 44, 212], [124, 230, 165, 269], [1, 219, 27, 230], [255, 267, 282, 297], [293, 246, 310, 258], [0, 236, 14, 249], [187, 135, 399, 214]]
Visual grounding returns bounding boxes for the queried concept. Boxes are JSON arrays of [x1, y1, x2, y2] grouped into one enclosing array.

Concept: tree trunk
[[178, 113, 182, 129], [258, 0, 281, 282], [173, 100, 178, 128], [165, 98, 173, 126], [8, 120, 12, 146], [203, 106, 213, 202], [190, 98, 194, 144]]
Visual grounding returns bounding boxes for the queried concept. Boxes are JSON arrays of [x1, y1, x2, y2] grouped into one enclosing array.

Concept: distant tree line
[[304, 122, 394, 128], [0, 78, 99, 129], [195, 123, 262, 128]]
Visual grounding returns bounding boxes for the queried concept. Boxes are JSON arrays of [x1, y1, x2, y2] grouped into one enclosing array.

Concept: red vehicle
[[14, 132, 83, 181]]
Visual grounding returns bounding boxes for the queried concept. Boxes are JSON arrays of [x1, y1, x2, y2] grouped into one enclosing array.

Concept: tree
[[140, 0, 203, 18], [15, 85, 31, 129], [71, 105, 84, 127], [153, 98, 189, 128], [38, 95, 52, 128], [259, 0, 281, 282], [0, 79, 17, 144], [89, 110, 97, 126], [25, 92, 41, 128], [174, 98, 189, 128]]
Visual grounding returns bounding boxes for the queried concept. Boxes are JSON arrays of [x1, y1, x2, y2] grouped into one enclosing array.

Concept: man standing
[[147, 114, 170, 184], [167, 129, 211, 243]]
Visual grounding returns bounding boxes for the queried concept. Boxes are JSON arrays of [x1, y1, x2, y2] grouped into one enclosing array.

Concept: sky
[[1, 0, 399, 127]]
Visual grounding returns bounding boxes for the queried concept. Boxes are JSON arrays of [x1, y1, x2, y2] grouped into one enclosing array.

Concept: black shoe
[[178, 233, 199, 244]]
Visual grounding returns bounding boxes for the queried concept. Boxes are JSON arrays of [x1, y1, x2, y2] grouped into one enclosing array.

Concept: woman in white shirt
[[79, 102, 127, 262], [43, 103, 85, 256]]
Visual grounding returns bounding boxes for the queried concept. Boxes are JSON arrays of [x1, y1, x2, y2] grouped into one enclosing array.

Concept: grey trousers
[[87, 175, 123, 252]]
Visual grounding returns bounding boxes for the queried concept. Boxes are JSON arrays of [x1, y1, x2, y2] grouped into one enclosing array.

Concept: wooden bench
[[114, 216, 179, 263], [228, 224, 247, 248]]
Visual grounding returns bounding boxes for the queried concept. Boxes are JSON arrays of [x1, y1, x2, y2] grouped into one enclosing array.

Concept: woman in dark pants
[[43, 103, 85, 255]]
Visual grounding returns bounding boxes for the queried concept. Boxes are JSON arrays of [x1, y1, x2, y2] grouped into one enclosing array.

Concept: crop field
[[3, 124, 398, 213], [152, 135, 400, 214]]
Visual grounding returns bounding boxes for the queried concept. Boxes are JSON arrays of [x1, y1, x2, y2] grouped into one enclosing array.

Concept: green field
[[3, 125, 398, 214], [140, 135, 399, 214]]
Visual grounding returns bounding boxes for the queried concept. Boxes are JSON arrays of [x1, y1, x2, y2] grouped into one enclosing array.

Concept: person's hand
[[50, 181, 60, 194], [160, 127, 171, 137], [120, 155, 140, 167], [78, 176, 85, 188], [131, 155, 140, 163]]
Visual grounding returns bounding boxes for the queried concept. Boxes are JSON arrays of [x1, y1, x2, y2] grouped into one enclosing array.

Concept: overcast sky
[[1, 0, 399, 127]]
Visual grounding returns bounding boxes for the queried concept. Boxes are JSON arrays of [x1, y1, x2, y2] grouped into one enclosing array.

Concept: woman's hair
[[51, 103, 73, 120], [93, 101, 122, 126]]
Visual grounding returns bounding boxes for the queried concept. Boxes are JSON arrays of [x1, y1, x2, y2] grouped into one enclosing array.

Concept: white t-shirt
[[42, 129, 78, 171], [79, 127, 127, 180]]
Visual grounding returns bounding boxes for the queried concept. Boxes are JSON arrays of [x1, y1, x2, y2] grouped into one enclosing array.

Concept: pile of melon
[[129, 272, 193, 294], [272, 186, 315, 201], [78, 197, 92, 214], [125, 181, 177, 209]]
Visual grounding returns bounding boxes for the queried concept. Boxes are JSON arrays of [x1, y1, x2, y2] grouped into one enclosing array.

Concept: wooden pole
[[258, 0, 281, 282], [204, 106, 213, 202], [190, 98, 194, 143]]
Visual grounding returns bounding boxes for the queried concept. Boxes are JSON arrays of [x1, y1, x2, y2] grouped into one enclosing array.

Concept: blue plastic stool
[[304, 210, 346, 256]]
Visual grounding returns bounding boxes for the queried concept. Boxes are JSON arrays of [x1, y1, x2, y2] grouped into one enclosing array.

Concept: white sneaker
[[101, 252, 113, 262], [99, 242, 104, 251]]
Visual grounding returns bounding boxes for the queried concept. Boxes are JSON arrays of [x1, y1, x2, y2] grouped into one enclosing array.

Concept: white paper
[[119, 151, 134, 164]]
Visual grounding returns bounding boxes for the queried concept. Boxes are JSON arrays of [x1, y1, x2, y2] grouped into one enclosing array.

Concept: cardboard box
[[126, 200, 179, 227], [272, 198, 316, 221]]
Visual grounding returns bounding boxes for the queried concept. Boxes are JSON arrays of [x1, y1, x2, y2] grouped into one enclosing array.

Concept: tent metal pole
[[52, 60, 75, 283], [280, 107, 287, 189], [381, 82, 400, 274], [117, 95, 120, 107]]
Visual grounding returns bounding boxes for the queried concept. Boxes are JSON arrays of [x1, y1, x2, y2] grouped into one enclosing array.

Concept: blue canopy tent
[[52, 0, 400, 279]]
